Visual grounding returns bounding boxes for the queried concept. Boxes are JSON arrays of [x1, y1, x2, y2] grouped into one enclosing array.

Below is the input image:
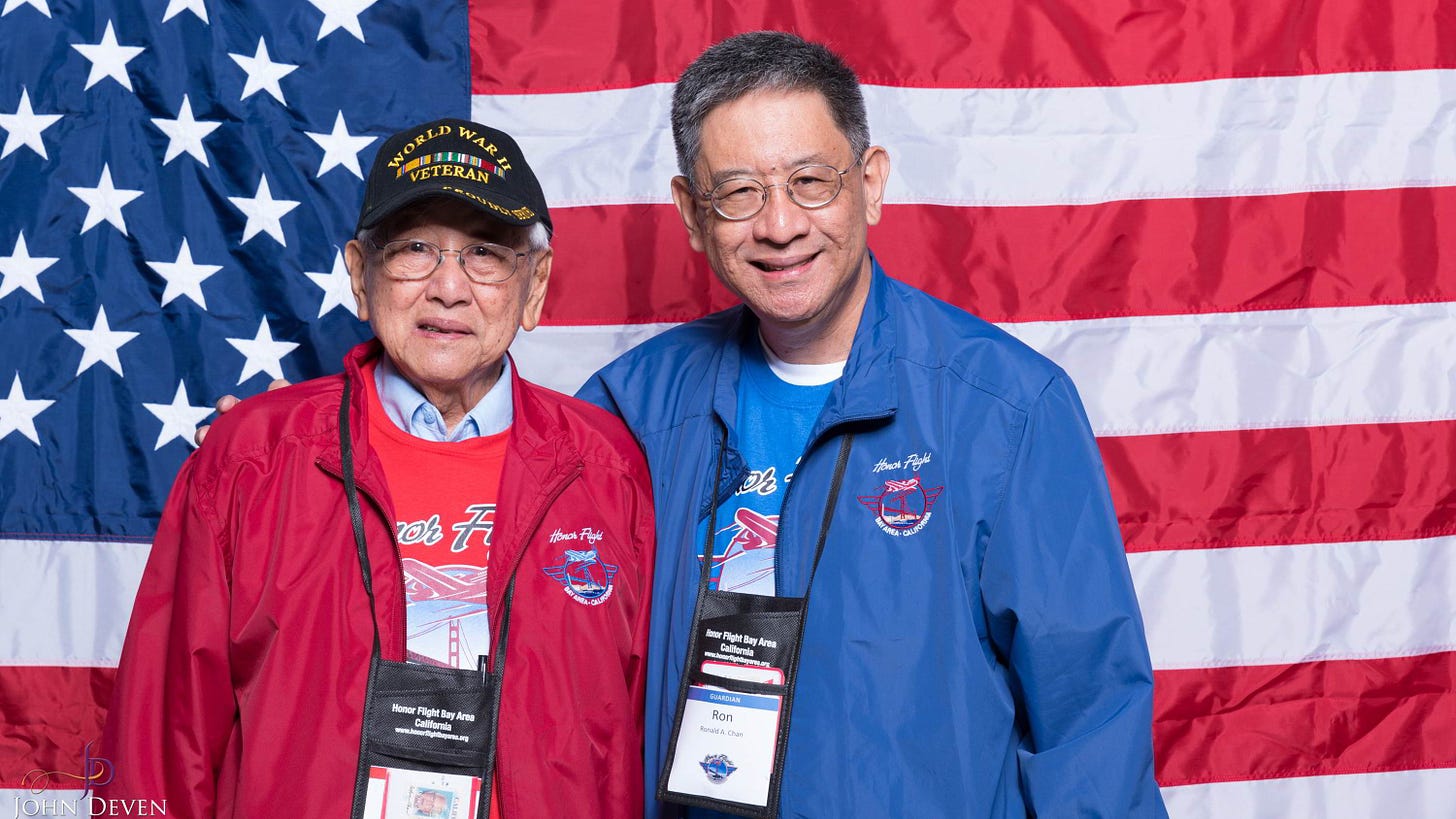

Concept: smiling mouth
[[419, 322, 469, 335], [751, 254, 816, 273]]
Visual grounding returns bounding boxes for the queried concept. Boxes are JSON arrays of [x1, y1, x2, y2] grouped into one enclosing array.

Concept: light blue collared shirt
[[373, 355, 513, 442]]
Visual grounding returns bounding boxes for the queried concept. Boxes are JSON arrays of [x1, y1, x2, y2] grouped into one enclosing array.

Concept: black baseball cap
[[355, 118, 552, 236]]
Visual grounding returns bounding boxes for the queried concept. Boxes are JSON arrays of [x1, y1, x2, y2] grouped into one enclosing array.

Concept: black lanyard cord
[[803, 433, 853, 600], [340, 378, 382, 658], [699, 424, 730, 589], [337, 376, 516, 665], [699, 421, 854, 600], [665, 421, 854, 818]]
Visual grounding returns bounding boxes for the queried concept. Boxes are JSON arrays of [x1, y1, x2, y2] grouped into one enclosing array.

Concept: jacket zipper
[[479, 458, 583, 819], [707, 419, 815, 597], [771, 414, 877, 597], [352, 481, 409, 658], [316, 457, 409, 658]]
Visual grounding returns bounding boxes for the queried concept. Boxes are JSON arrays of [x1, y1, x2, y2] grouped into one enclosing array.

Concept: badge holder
[[336, 380, 516, 819], [658, 432, 853, 818]]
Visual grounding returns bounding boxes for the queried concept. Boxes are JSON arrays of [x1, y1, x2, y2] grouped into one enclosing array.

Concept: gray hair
[[518, 221, 551, 252], [671, 31, 870, 183]]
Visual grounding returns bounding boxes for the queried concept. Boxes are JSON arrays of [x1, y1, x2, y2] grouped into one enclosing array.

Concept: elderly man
[[100, 119, 653, 818], [578, 32, 1168, 818]]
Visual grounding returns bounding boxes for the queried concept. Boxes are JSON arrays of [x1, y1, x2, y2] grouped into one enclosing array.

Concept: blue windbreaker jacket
[[579, 260, 1167, 818]]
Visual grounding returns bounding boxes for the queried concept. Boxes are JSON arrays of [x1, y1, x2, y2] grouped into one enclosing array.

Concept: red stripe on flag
[[1102, 422, 1456, 553], [542, 190, 1456, 326], [0, 666, 113, 790], [1153, 651, 1456, 786], [545, 205, 739, 324], [470, 1, 1456, 93]]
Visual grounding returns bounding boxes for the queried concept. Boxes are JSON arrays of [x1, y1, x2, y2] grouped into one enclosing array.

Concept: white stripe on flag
[[475, 84, 678, 208], [0, 539, 148, 667], [1159, 767, 1456, 819], [474, 69, 1456, 208], [514, 302, 1456, 436], [510, 321, 676, 395], [1003, 301, 1456, 436], [1130, 536, 1456, 670]]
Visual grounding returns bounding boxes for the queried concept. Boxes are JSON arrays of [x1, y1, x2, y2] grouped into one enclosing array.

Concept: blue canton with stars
[[0, 0, 468, 540]]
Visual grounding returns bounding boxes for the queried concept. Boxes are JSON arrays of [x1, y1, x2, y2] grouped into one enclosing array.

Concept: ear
[[519, 246, 553, 332], [670, 175, 708, 254], [860, 145, 890, 227], [344, 239, 371, 322]]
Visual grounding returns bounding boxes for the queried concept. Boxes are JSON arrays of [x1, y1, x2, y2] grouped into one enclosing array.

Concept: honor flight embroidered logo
[[542, 548, 618, 605], [700, 753, 738, 783], [858, 476, 944, 536]]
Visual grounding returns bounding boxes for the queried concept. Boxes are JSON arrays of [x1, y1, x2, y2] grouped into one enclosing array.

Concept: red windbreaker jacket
[[99, 342, 654, 818]]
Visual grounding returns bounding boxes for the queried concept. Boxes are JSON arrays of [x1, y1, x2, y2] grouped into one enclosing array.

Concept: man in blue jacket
[[578, 31, 1169, 818]]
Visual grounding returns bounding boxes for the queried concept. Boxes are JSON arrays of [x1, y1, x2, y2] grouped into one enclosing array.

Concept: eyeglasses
[[699, 155, 863, 221], [367, 238, 529, 284]]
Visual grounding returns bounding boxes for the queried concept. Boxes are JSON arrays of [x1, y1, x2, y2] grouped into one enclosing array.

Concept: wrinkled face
[[345, 198, 551, 406], [671, 89, 888, 351]]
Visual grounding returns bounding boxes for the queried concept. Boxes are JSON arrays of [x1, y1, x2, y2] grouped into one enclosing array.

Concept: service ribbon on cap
[[396, 152, 506, 181]]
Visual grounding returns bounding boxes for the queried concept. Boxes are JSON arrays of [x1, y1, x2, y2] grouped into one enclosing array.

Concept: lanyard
[[698, 422, 854, 600], [661, 424, 853, 816], [338, 377, 516, 815], [338, 375, 518, 668]]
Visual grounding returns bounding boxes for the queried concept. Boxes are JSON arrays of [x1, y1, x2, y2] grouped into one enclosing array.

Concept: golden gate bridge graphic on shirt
[[401, 558, 490, 669]]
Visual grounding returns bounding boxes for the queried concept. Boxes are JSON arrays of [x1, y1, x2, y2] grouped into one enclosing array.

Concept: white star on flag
[[152, 95, 221, 165], [226, 317, 299, 384], [64, 306, 140, 377], [71, 21, 146, 92], [0, 88, 62, 159], [161, 0, 208, 23], [0, 374, 53, 445], [228, 175, 300, 246], [0, 0, 49, 18], [67, 164, 144, 235], [305, 250, 360, 317], [304, 111, 375, 179], [0, 232, 59, 303], [146, 239, 223, 309], [306, 0, 379, 42], [228, 38, 298, 105], [143, 381, 213, 450]]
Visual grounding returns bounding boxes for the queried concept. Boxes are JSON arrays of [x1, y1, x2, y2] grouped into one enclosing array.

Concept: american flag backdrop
[[2, 0, 1454, 815]]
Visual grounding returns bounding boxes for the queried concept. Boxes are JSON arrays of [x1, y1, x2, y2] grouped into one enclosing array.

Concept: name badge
[[665, 685, 783, 807], [658, 433, 853, 817], [657, 591, 804, 817]]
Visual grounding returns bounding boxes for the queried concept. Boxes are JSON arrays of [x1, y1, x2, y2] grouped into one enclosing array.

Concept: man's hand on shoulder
[[194, 379, 292, 445]]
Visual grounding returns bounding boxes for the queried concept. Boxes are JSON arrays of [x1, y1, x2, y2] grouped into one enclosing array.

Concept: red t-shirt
[[365, 364, 510, 819], [364, 362, 509, 670]]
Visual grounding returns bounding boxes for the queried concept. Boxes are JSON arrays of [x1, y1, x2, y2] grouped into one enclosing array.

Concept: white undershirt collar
[[757, 331, 846, 386]]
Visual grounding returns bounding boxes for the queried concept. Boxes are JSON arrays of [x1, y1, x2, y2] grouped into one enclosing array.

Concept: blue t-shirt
[[697, 342, 835, 596]]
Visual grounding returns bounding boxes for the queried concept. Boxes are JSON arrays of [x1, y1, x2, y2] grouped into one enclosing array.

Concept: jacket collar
[[320, 341, 584, 641], [820, 253, 898, 433], [492, 356, 584, 620], [697, 255, 897, 520], [321, 340, 582, 476], [314, 340, 387, 489], [712, 253, 899, 442]]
